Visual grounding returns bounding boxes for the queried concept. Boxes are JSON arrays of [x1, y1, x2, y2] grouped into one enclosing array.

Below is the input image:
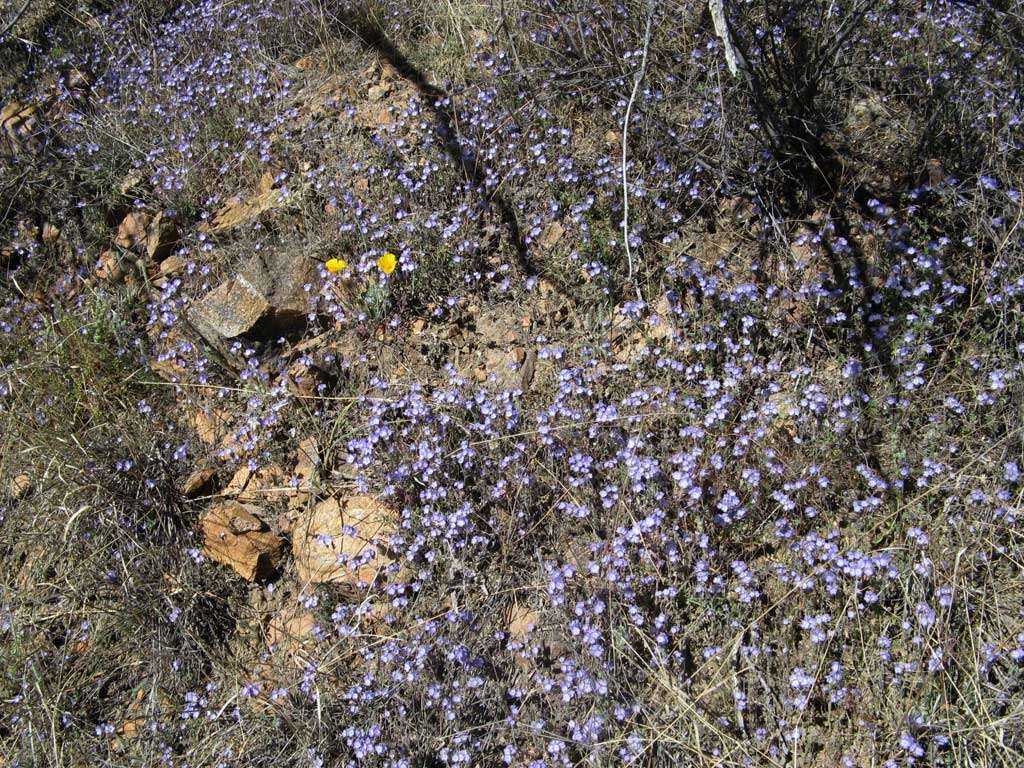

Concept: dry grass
[[2, 1, 1023, 765]]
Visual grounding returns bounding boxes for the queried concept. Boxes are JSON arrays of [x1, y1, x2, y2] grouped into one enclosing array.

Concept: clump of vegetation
[[2, 1, 1022, 765]]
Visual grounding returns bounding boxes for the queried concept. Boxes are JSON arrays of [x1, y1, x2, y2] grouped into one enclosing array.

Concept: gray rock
[[238, 251, 315, 328], [189, 274, 270, 342], [187, 252, 316, 352]]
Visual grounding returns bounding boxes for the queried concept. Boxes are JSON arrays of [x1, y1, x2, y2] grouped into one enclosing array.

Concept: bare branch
[[708, 0, 747, 78], [622, 0, 655, 301]]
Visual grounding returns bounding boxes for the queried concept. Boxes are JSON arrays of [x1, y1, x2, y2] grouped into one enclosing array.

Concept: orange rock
[[257, 170, 277, 195], [118, 717, 146, 740], [292, 495, 397, 587], [180, 467, 218, 499], [223, 464, 286, 503], [201, 188, 286, 233], [9, 473, 32, 500], [145, 211, 179, 261], [95, 250, 124, 282], [0, 101, 28, 126], [114, 211, 152, 249], [507, 604, 541, 639], [294, 437, 320, 490], [192, 408, 231, 445], [538, 221, 565, 250], [149, 355, 188, 382], [201, 502, 284, 581], [285, 359, 328, 398], [158, 254, 186, 277], [266, 605, 318, 666]]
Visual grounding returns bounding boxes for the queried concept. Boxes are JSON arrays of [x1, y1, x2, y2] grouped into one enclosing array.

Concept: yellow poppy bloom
[[377, 252, 398, 275], [325, 257, 347, 274]]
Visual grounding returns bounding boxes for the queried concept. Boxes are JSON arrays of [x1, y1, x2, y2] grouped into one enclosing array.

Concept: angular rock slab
[[202, 501, 284, 581], [237, 251, 316, 327], [187, 252, 316, 351], [146, 211, 180, 261], [189, 275, 270, 342], [201, 188, 286, 233], [292, 495, 397, 587], [180, 467, 218, 499], [114, 211, 152, 250]]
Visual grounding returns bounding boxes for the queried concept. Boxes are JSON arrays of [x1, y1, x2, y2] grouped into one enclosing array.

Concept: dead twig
[[621, 0, 655, 301]]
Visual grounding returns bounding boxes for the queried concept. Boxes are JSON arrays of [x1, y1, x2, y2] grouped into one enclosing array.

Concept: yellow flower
[[325, 257, 347, 274], [377, 251, 398, 275]]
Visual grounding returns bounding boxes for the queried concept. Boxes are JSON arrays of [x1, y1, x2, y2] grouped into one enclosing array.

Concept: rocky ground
[[1, 1, 1023, 766]]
